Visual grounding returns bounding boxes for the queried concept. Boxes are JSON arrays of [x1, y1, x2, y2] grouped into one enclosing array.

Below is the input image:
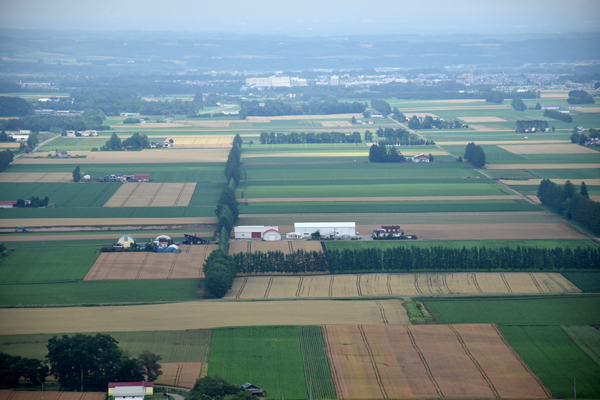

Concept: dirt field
[[0, 232, 212, 242], [321, 121, 353, 127], [84, 245, 218, 280], [501, 178, 600, 185], [0, 393, 106, 400], [527, 195, 542, 204], [0, 142, 20, 148], [468, 124, 511, 131], [323, 324, 551, 399], [103, 183, 196, 207], [498, 144, 600, 155], [167, 135, 234, 148], [228, 240, 322, 255], [14, 149, 229, 164], [0, 172, 73, 182], [240, 195, 521, 203], [576, 107, 600, 113], [225, 272, 580, 299], [0, 217, 217, 228], [486, 163, 600, 170], [458, 117, 507, 123], [155, 362, 205, 388], [0, 300, 409, 335], [242, 152, 367, 158], [438, 140, 570, 145], [246, 113, 362, 122]]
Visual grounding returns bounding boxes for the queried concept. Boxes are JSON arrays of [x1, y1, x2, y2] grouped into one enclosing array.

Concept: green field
[[325, 239, 599, 251], [208, 326, 308, 400], [500, 325, 600, 398], [0, 205, 215, 218], [1, 239, 115, 248], [0, 182, 121, 207], [298, 326, 336, 400], [562, 325, 600, 366], [0, 246, 100, 284], [423, 295, 600, 325], [561, 272, 600, 293], [0, 279, 199, 306], [0, 330, 212, 362], [38, 137, 112, 152]]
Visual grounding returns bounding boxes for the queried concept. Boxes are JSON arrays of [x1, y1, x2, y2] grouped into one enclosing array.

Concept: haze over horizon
[[1, 0, 599, 36]]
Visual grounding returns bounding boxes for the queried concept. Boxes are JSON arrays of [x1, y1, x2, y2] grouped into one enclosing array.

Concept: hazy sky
[[2, 0, 599, 36]]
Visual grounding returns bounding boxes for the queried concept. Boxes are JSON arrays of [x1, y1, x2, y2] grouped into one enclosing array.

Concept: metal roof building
[[293, 222, 356, 237]]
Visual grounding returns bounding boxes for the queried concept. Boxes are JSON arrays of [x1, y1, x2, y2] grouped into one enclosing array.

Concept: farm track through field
[[448, 325, 500, 399], [174, 183, 187, 206], [545, 273, 568, 292], [473, 273, 483, 293], [147, 183, 164, 207], [356, 276, 363, 297], [88, 184, 113, 207], [296, 277, 304, 297], [135, 253, 149, 279], [167, 253, 179, 279], [328, 276, 334, 297], [103, 252, 122, 280], [500, 273, 513, 293], [375, 301, 388, 324], [529, 273, 543, 293], [121, 183, 141, 207], [414, 274, 424, 295], [236, 278, 248, 298], [404, 326, 444, 398], [386, 275, 392, 295], [322, 326, 343, 400], [359, 325, 388, 399], [264, 277, 274, 298]]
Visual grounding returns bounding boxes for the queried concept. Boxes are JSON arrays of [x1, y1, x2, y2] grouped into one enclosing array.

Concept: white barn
[[293, 222, 356, 238], [234, 226, 280, 240]]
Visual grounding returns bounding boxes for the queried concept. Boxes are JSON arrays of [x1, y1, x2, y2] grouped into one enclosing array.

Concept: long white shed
[[234, 225, 280, 240], [293, 222, 356, 237]]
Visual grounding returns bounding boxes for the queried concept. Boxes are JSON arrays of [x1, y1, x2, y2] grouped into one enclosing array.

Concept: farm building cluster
[[112, 233, 206, 252], [234, 222, 361, 241], [103, 173, 150, 182]]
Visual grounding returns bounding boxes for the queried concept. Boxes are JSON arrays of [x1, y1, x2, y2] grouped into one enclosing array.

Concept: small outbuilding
[[234, 226, 279, 240], [262, 229, 282, 241], [182, 233, 207, 245], [242, 382, 264, 397], [117, 234, 136, 248], [109, 382, 154, 397]]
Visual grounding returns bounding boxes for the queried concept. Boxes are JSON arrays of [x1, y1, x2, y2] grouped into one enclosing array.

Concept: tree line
[[375, 127, 433, 146], [0, 111, 110, 133], [368, 143, 406, 163], [544, 109, 573, 122], [371, 99, 392, 115], [101, 132, 151, 151], [567, 90, 595, 104], [0, 149, 13, 171], [259, 131, 362, 144], [408, 115, 461, 130], [538, 179, 600, 235], [233, 250, 329, 274], [240, 98, 366, 117], [516, 120, 549, 133]]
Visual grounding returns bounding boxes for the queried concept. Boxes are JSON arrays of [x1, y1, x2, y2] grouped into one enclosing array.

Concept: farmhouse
[[412, 153, 430, 163], [66, 131, 76, 137], [10, 134, 29, 142], [242, 383, 265, 397], [108, 382, 154, 397], [117, 234, 136, 248], [293, 222, 356, 238], [234, 226, 281, 240], [373, 225, 403, 237], [58, 151, 70, 158]]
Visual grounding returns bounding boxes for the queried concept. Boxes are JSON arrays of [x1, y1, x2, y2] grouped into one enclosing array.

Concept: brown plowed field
[[84, 245, 217, 280], [155, 362, 205, 388], [0, 393, 106, 400], [0, 300, 408, 335], [103, 183, 196, 207], [323, 324, 551, 399], [0, 172, 73, 182], [498, 144, 599, 154], [13, 149, 229, 164], [225, 272, 580, 299], [228, 240, 322, 255], [458, 117, 506, 122], [438, 140, 569, 145], [486, 163, 600, 170], [0, 217, 217, 228], [241, 195, 520, 203], [577, 107, 600, 113]]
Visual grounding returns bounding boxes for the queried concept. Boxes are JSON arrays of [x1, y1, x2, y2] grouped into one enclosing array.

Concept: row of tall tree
[[515, 120, 549, 133], [374, 127, 432, 145], [408, 115, 460, 130], [101, 132, 151, 151], [368, 143, 406, 163], [537, 179, 600, 235], [463, 142, 486, 168], [224, 134, 243, 188], [0, 149, 13, 171], [232, 250, 329, 274], [0, 112, 110, 133], [544, 109, 573, 122], [370, 99, 392, 115], [240, 99, 366, 117], [259, 131, 361, 144], [511, 98, 527, 111]]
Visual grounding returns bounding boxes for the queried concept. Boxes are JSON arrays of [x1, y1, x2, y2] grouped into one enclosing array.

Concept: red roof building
[[0, 201, 17, 208]]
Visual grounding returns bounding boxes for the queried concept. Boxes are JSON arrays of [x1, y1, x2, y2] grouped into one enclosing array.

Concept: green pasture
[[208, 326, 308, 400], [0, 239, 115, 248], [0, 330, 212, 362], [526, 169, 600, 180], [243, 156, 370, 163], [562, 325, 600, 366], [0, 246, 100, 284], [500, 325, 600, 398], [0, 205, 216, 219], [561, 272, 600, 293], [423, 295, 600, 325], [0, 279, 199, 306], [325, 239, 599, 251], [245, 199, 519, 207], [5, 163, 226, 182], [38, 137, 112, 152], [0, 182, 121, 207]]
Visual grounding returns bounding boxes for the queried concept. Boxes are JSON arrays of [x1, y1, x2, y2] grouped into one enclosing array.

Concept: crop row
[[298, 326, 337, 400]]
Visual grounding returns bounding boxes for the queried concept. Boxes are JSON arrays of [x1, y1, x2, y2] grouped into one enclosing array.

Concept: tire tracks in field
[[264, 277, 274, 298], [491, 325, 552, 398], [322, 326, 343, 400], [147, 183, 165, 207], [414, 274, 424, 295], [356, 275, 363, 297], [404, 325, 444, 398], [448, 325, 500, 399], [167, 253, 179, 279], [529, 273, 543, 293], [120, 182, 141, 207], [545, 272, 568, 293], [296, 277, 304, 297], [386, 274, 392, 295], [472, 273, 483, 293], [89, 183, 113, 207], [288, 241, 294, 253], [102, 252, 122, 279], [135, 252, 150, 279], [89, 253, 109, 280], [236, 277, 248, 298], [328, 276, 334, 297], [375, 301, 388, 324], [174, 183, 187, 206], [358, 325, 388, 399], [442, 274, 452, 294], [500, 273, 513, 293]]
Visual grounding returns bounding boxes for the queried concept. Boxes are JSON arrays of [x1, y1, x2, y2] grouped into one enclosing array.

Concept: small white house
[[412, 153, 430, 163], [234, 226, 279, 240], [66, 131, 76, 137], [293, 222, 356, 238]]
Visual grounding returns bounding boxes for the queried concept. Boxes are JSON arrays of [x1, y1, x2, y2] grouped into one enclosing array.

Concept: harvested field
[[458, 117, 507, 122], [0, 393, 106, 400], [468, 124, 511, 131], [0, 217, 217, 228], [240, 195, 520, 203], [228, 240, 322, 255], [577, 107, 600, 113], [225, 272, 580, 299], [177, 120, 231, 127], [0, 142, 20, 148], [103, 182, 196, 207], [498, 144, 600, 155], [0, 300, 408, 335], [242, 152, 366, 158], [14, 149, 229, 164], [486, 163, 600, 170], [0, 172, 73, 182], [246, 114, 362, 122], [0, 232, 206, 242], [438, 140, 570, 145], [323, 324, 550, 399], [155, 363, 205, 388], [501, 178, 600, 185], [527, 195, 542, 204], [168, 135, 234, 148], [321, 121, 352, 127], [84, 245, 217, 280], [404, 113, 438, 118]]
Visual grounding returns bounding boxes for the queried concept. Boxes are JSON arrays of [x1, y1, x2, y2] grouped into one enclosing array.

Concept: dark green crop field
[[0, 182, 121, 207], [325, 239, 599, 251], [561, 272, 600, 293]]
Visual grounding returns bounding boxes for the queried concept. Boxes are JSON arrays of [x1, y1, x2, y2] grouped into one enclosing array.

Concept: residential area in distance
[[0, 5, 600, 400]]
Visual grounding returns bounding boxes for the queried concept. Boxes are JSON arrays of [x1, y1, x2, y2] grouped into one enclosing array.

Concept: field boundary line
[[404, 326, 444, 398], [89, 253, 108, 281], [89, 183, 113, 207], [236, 278, 248, 298], [167, 253, 179, 279], [296, 277, 304, 297], [328, 276, 334, 297], [358, 325, 388, 399], [491, 325, 552, 398], [288, 241, 293, 253], [472, 273, 483, 293], [321, 326, 343, 400], [135, 253, 150, 279], [375, 300, 389, 324], [545, 273, 568, 293], [264, 277, 274, 298], [448, 325, 500, 399], [174, 364, 182, 386], [386, 274, 392, 295], [356, 275, 363, 297], [4, 392, 15, 400], [34, 173, 48, 182], [500, 273, 512, 293], [414, 274, 424, 295], [121, 182, 141, 207], [174, 183, 187, 206], [529, 273, 543, 293], [147, 183, 165, 207], [102, 252, 122, 279], [62, 184, 87, 207]]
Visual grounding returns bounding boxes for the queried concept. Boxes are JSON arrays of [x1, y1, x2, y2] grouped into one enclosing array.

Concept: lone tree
[[72, 165, 80, 182], [138, 350, 162, 382], [463, 142, 486, 168], [581, 181, 589, 198]]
